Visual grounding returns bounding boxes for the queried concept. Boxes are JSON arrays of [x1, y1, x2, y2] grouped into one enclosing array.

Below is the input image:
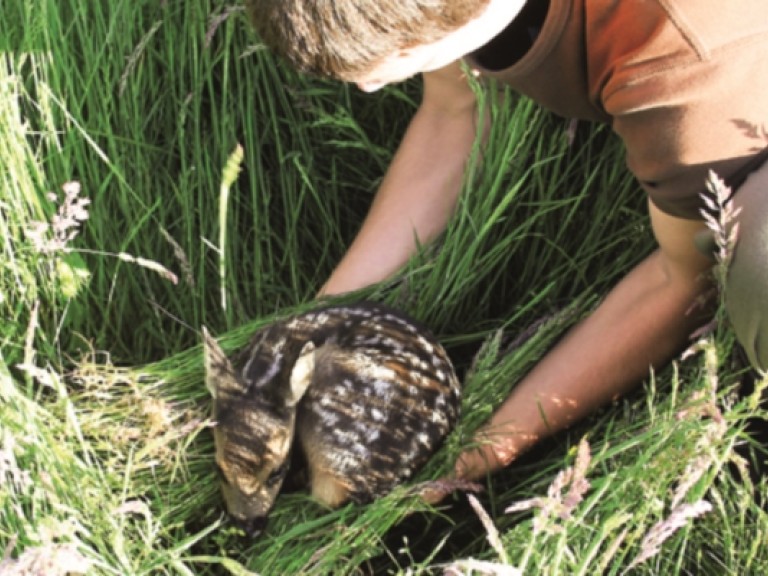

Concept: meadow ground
[[2, 2, 768, 574]]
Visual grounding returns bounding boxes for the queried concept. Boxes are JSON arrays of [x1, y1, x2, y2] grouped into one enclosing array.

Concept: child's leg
[[726, 157, 768, 372]]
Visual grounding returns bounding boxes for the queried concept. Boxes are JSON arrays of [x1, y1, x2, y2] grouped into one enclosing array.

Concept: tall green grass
[[2, 1, 767, 574]]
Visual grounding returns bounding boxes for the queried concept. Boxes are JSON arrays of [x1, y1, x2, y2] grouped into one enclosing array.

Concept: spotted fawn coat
[[202, 302, 461, 536]]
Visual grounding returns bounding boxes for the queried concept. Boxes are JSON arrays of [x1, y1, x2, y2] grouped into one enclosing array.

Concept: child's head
[[244, 0, 491, 81]]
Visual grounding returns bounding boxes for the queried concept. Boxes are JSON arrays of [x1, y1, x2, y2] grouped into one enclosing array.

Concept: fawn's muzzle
[[233, 514, 268, 538]]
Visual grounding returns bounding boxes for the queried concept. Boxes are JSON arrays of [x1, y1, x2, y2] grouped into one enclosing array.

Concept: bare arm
[[456, 200, 716, 479], [320, 61, 482, 296]]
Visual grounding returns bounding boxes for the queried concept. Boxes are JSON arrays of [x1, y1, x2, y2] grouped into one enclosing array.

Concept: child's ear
[[286, 341, 316, 407], [201, 326, 240, 399]]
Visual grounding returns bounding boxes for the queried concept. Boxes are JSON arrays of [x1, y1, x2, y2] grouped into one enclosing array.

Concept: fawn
[[202, 302, 461, 536]]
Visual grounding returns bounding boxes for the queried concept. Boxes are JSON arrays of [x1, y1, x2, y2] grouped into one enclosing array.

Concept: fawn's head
[[202, 327, 315, 537]]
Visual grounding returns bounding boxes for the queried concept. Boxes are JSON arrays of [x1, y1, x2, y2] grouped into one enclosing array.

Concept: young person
[[244, 0, 768, 480]]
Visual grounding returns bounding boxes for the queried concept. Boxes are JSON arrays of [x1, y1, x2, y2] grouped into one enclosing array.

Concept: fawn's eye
[[266, 463, 289, 487]]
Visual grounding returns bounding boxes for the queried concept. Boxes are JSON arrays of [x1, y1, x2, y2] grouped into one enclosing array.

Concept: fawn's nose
[[232, 515, 268, 538]]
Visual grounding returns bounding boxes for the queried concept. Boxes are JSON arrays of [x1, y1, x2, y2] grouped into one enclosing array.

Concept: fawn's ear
[[286, 341, 316, 407], [201, 326, 239, 399]]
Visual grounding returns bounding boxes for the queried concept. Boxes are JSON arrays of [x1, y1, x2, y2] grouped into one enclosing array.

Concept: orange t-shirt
[[466, 0, 768, 219]]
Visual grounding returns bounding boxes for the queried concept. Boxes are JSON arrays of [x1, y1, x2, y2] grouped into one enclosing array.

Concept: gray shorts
[[726, 154, 768, 371]]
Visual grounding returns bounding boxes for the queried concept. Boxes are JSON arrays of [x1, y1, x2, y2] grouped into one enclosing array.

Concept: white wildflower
[[27, 181, 89, 254]]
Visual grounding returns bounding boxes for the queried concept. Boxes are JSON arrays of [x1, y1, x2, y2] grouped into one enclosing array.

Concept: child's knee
[[725, 158, 768, 371]]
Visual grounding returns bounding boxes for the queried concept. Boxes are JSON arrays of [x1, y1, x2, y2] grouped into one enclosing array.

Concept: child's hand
[[416, 478, 484, 506], [454, 440, 508, 481], [454, 423, 534, 481], [415, 434, 515, 506]]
